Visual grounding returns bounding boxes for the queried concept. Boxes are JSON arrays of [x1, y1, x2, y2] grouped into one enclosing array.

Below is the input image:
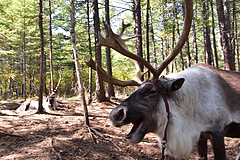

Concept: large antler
[[98, 22, 157, 76], [88, 0, 193, 86], [86, 21, 144, 86], [153, 0, 193, 81]]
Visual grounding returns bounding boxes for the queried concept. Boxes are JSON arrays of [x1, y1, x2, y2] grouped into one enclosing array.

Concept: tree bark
[[216, 0, 235, 70], [87, 0, 93, 104], [183, 2, 191, 67], [235, 0, 239, 71], [232, 0, 239, 70], [93, 0, 107, 102], [237, 32, 240, 71], [210, 0, 218, 68], [186, 39, 191, 67], [22, 5, 26, 100], [232, 0, 235, 62], [201, 0, 213, 65], [70, 0, 89, 126], [133, 0, 143, 77], [172, 1, 176, 72], [176, 18, 184, 70], [192, 8, 198, 64], [105, 0, 115, 97], [146, 0, 150, 77], [49, 0, 54, 93], [165, 39, 169, 74], [149, 8, 157, 69], [38, 0, 45, 113]]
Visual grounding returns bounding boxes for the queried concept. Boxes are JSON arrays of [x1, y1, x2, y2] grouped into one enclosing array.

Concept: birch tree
[[70, 0, 89, 126]]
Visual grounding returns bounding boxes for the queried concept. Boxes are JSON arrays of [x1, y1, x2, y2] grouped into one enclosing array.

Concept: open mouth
[[125, 119, 143, 140]]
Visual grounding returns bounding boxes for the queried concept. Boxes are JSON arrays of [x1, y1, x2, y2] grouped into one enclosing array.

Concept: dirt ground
[[0, 98, 239, 160]]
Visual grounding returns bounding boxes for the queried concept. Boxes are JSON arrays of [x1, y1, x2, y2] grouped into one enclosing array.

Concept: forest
[[0, 0, 240, 159], [0, 0, 239, 102]]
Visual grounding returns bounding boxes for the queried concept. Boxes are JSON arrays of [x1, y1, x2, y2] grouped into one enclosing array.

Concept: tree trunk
[[176, 19, 184, 70], [182, 2, 191, 67], [161, 38, 164, 62], [186, 39, 191, 67], [172, 1, 176, 72], [216, 0, 235, 70], [105, 0, 115, 97], [201, 0, 213, 65], [38, 0, 45, 113], [165, 39, 169, 74], [149, 8, 157, 69], [70, 0, 89, 126], [93, 0, 107, 102], [133, 0, 143, 77], [236, 32, 240, 71], [8, 77, 13, 99], [22, 11, 26, 100], [49, 0, 54, 93], [210, 0, 219, 68], [235, 1, 239, 71], [231, 0, 235, 64], [232, 0, 239, 70], [87, 0, 93, 104], [192, 10, 198, 64], [146, 0, 150, 77]]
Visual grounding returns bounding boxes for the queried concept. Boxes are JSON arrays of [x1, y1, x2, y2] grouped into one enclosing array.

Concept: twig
[[87, 126, 97, 144], [0, 129, 24, 138], [50, 138, 63, 160], [82, 150, 90, 158], [88, 127, 122, 151], [86, 126, 134, 160]]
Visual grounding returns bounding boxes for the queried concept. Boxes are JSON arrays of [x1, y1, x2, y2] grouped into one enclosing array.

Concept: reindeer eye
[[144, 88, 158, 98], [148, 89, 158, 95]]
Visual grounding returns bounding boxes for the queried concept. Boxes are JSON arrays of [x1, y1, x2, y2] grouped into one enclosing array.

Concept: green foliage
[[0, 0, 239, 99]]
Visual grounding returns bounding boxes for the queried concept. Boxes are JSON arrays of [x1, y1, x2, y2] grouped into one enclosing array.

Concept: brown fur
[[197, 64, 240, 112]]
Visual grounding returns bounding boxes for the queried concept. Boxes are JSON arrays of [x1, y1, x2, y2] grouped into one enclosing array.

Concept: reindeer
[[87, 0, 240, 159], [16, 70, 62, 113]]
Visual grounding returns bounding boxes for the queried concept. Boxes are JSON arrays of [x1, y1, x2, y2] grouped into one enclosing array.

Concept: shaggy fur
[[109, 64, 240, 159], [154, 64, 240, 158]]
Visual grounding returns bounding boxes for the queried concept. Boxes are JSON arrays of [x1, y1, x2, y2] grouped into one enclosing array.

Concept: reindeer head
[[109, 78, 185, 143], [86, 0, 193, 143]]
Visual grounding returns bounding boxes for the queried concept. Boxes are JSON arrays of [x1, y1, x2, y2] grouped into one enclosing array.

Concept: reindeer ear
[[171, 78, 185, 91], [156, 77, 185, 94]]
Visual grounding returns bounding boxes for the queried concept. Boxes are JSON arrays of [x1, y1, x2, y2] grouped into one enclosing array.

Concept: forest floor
[[0, 98, 239, 160]]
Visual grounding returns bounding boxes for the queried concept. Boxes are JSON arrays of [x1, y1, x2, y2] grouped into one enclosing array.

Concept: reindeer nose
[[109, 106, 127, 127]]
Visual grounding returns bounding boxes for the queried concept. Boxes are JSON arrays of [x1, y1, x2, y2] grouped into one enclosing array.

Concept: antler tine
[[120, 21, 131, 36], [86, 58, 141, 86], [97, 20, 114, 47], [103, 20, 116, 39], [97, 21, 158, 79], [152, 0, 193, 82]]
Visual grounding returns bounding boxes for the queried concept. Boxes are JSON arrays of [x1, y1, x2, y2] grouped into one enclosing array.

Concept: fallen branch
[[0, 129, 24, 138], [87, 126, 97, 144], [86, 126, 134, 160], [82, 150, 90, 158], [50, 138, 63, 160]]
